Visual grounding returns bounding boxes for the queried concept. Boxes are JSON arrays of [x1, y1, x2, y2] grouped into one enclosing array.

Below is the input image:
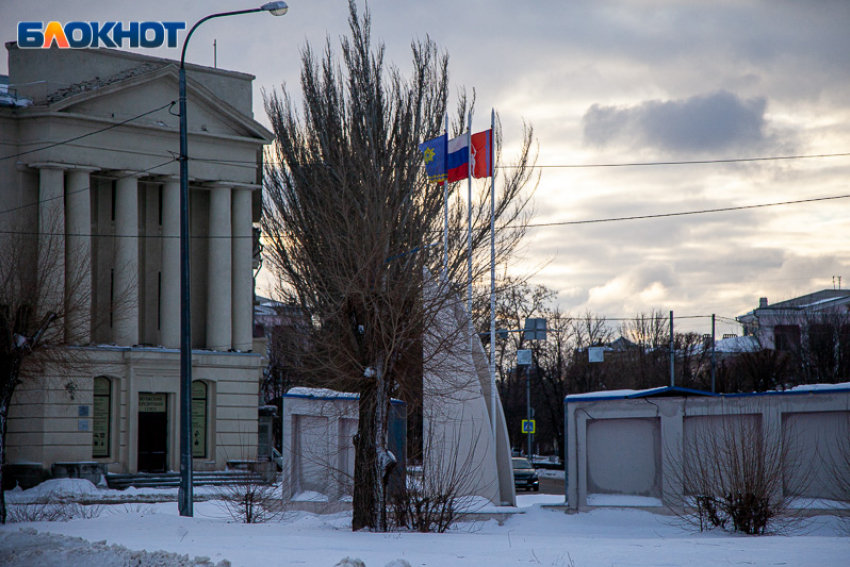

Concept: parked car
[[512, 457, 539, 492]]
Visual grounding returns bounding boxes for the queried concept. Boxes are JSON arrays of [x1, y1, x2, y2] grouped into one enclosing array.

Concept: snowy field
[[1, 481, 849, 567]]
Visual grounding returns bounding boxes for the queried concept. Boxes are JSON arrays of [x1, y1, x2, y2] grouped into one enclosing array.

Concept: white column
[[231, 187, 254, 351], [160, 177, 180, 348], [65, 168, 95, 345], [34, 164, 66, 318], [207, 185, 232, 351], [113, 173, 141, 346]]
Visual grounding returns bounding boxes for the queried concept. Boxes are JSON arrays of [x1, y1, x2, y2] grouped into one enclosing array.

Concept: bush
[[214, 477, 281, 524], [670, 413, 805, 535]]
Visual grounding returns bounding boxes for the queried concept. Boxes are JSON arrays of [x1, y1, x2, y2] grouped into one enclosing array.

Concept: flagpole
[[489, 108, 497, 442], [444, 114, 449, 277], [467, 112, 473, 320]]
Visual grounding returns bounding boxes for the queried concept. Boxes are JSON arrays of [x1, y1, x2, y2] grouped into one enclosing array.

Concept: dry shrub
[[214, 478, 281, 524], [6, 501, 102, 523], [389, 426, 485, 533], [672, 413, 806, 535]]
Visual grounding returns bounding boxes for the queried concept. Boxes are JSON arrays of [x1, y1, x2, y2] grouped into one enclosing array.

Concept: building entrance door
[[138, 393, 167, 472]]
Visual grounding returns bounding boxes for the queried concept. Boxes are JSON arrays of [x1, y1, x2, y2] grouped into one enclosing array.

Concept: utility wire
[[526, 193, 850, 229], [218, 150, 850, 169], [0, 101, 176, 163], [507, 152, 850, 169], [0, 159, 177, 218], [8, 189, 849, 238]]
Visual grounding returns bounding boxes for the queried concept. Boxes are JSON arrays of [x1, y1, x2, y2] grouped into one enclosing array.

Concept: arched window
[[192, 381, 208, 458], [92, 377, 111, 458]]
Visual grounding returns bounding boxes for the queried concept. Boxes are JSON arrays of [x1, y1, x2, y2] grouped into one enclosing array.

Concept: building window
[[774, 325, 801, 352], [192, 381, 208, 458], [839, 325, 850, 376], [92, 376, 111, 458]]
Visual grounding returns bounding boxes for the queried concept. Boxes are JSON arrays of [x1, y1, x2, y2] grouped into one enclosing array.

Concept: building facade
[[0, 42, 272, 482], [565, 386, 850, 512], [738, 290, 850, 348], [737, 290, 850, 383]]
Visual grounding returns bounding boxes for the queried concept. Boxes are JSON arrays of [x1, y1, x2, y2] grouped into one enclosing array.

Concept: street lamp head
[[261, 1, 289, 16]]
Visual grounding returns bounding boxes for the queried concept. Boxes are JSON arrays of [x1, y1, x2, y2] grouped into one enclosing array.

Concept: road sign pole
[[526, 365, 532, 459]]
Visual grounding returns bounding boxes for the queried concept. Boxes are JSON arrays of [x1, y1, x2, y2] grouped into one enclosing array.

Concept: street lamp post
[[177, 1, 288, 518]]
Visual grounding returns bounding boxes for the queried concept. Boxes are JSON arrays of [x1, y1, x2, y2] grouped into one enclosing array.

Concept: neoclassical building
[[0, 42, 272, 480]]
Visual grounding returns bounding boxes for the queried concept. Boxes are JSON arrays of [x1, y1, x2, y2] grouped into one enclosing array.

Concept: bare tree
[[0, 208, 94, 524], [618, 311, 670, 389], [261, 2, 536, 531], [675, 332, 711, 390], [566, 312, 616, 394]]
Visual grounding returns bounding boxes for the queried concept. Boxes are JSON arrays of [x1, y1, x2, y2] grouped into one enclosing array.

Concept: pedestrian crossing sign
[[522, 419, 536, 434]]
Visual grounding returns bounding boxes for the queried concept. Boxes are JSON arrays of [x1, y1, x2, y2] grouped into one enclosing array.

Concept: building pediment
[[44, 65, 272, 142]]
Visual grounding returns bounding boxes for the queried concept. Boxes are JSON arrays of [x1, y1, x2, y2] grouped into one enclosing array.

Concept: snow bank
[[14, 479, 101, 500], [6, 478, 226, 504], [3, 498, 847, 567], [0, 528, 232, 567]]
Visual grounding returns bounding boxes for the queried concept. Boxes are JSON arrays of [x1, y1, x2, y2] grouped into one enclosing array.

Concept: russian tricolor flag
[[446, 130, 493, 182], [446, 134, 469, 182]]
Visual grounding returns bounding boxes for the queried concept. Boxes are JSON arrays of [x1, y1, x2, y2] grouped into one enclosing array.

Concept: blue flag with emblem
[[419, 134, 447, 183]]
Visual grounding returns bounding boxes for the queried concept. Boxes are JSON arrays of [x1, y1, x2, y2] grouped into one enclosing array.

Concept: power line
[[526, 193, 850, 229], [194, 150, 850, 170], [509, 152, 850, 169], [0, 101, 176, 163], [0, 159, 177, 218], [9, 187, 846, 239]]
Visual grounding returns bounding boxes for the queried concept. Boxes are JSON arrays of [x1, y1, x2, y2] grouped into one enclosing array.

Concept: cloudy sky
[[3, 0, 849, 335]]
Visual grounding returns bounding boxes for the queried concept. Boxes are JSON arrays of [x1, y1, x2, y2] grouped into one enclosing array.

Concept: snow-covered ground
[[1, 481, 848, 567]]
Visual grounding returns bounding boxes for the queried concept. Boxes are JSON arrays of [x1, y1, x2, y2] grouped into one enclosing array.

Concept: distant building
[[736, 289, 850, 383], [737, 289, 850, 350], [0, 42, 272, 484]]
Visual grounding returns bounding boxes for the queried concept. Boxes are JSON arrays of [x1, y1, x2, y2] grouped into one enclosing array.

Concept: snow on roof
[[714, 335, 759, 353], [565, 388, 644, 401], [799, 295, 850, 309], [565, 382, 850, 403], [0, 80, 32, 107], [284, 386, 406, 404], [787, 382, 850, 393], [285, 387, 359, 400], [565, 386, 715, 402]]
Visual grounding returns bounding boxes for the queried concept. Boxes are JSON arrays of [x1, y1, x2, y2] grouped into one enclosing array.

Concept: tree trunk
[[351, 359, 395, 531], [352, 379, 378, 531], [1, 402, 8, 525]]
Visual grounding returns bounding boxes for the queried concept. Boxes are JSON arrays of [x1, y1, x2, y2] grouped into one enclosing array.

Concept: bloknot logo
[[17, 21, 187, 49]]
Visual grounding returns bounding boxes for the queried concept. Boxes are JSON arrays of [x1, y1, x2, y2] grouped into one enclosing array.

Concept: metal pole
[[177, 60, 194, 519], [467, 112, 473, 318], [177, 3, 282, 518], [443, 113, 449, 276], [526, 365, 532, 458], [669, 310, 675, 388], [489, 109, 496, 441], [711, 313, 717, 394]]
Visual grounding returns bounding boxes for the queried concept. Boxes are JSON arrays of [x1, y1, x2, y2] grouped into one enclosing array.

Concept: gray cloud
[[2, 0, 847, 333], [582, 91, 770, 154]]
